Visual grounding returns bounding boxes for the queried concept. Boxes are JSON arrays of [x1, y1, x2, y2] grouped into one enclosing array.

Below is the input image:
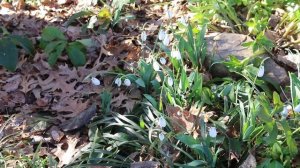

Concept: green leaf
[[76, 38, 93, 47], [243, 125, 255, 141], [280, 120, 298, 156], [112, 0, 133, 10], [269, 160, 284, 168], [66, 42, 86, 67], [45, 41, 67, 66], [65, 10, 93, 26], [135, 78, 146, 88], [9, 35, 34, 55], [0, 39, 18, 71], [41, 26, 66, 41], [143, 94, 158, 109], [176, 134, 199, 147]]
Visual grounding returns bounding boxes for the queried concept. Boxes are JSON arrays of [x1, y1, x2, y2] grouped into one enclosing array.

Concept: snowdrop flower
[[167, 77, 174, 86], [124, 78, 131, 86], [115, 78, 122, 87], [158, 29, 166, 41], [171, 50, 181, 60], [91, 77, 100, 86], [178, 16, 188, 26], [163, 35, 170, 46], [153, 61, 160, 71], [281, 106, 288, 118], [160, 57, 166, 65], [294, 103, 300, 113], [158, 117, 167, 128], [257, 65, 264, 77], [208, 127, 217, 138], [287, 104, 292, 111], [166, 10, 173, 19], [141, 31, 147, 42], [159, 132, 165, 141]]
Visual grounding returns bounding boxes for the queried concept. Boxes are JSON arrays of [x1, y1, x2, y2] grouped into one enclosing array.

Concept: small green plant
[[0, 27, 34, 71], [65, 0, 134, 32], [40, 26, 87, 67]]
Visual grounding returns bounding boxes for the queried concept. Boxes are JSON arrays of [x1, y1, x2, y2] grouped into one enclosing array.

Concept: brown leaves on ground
[[0, 0, 191, 167]]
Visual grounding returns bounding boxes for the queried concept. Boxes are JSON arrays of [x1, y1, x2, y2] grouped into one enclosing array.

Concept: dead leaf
[[238, 152, 256, 168], [59, 103, 97, 131], [166, 105, 198, 137], [130, 161, 160, 168], [53, 134, 80, 167], [15, 0, 25, 10], [3, 74, 22, 92]]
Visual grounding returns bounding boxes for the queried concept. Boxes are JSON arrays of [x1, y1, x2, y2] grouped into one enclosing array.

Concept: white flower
[[124, 78, 131, 86], [141, 31, 147, 42], [257, 65, 264, 77], [166, 10, 173, 19], [287, 104, 292, 111], [158, 117, 167, 128], [153, 61, 160, 71], [294, 103, 300, 113], [115, 78, 122, 87], [158, 29, 166, 41], [91, 77, 100, 86], [208, 127, 217, 138], [171, 50, 181, 60], [159, 132, 165, 141], [160, 57, 166, 65], [152, 61, 159, 71], [281, 106, 288, 118], [163, 35, 170, 46], [167, 77, 173, 86], [178, 16, 188, 26]]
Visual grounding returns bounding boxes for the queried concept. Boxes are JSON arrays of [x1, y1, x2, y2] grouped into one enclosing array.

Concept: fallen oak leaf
[[59, 103, 97, 131]]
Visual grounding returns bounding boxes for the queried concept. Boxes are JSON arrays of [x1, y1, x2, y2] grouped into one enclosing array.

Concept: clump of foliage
[[40, 26, 88, 67], [0, 27, 34, 71]]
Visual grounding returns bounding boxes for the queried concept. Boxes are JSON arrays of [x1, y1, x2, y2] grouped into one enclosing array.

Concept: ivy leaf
[[66, 42, 86, 67], [0, 39, 18, 71], [45, 41, 67, 66], [41, 26, 66, 41], [9, 35, 35, 55]]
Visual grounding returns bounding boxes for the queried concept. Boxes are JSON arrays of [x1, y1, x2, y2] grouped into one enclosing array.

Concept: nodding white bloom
[[141, 31, 147, 42], [159, 132, 165, 141], [124, 78, 131, 86], [153, 61, 160, 71], [160, 57, 166, 65], [158, 117, 167, 128], [158, 29, 166, 41], [167, 77, 174, 86], [286, 104, 293, 111], [115, 78, 122, 87], [257, 65, 264, 77], [208, 127, 217, 138], [166, 10, 173, 19], [171, 50, 181, 60], [91, 77, 100, 86], [163, 35, 170, 46], [178, 16, 188, 26], [294, 103, 300, 113], [281, 106, 289, 118]]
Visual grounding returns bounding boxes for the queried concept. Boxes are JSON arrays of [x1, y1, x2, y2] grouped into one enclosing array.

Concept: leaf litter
[[0, 0, 171, 166]]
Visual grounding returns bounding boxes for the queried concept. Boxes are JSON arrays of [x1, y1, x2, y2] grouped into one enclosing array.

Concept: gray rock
[[205, 32, 289, 86]]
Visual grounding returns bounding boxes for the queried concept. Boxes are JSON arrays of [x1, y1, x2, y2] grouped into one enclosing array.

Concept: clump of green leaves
[[65, 0, 134, 33], [40, 26, 87, 67], [0, 27, 34, 71]]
